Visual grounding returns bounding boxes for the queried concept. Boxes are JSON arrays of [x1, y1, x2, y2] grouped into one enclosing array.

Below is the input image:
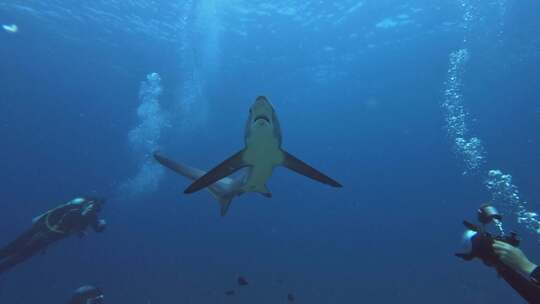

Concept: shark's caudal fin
[[282, 150, 342, 187], [184, 150, 248, 194], [154, 152, 236, 215], [154, 152, 206, 180]]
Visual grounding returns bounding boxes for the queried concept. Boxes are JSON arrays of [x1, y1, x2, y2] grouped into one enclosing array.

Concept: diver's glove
[[493, 240, 538, 276]]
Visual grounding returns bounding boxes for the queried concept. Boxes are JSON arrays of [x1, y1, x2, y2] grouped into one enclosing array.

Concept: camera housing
[[456, 205, 520, 266]]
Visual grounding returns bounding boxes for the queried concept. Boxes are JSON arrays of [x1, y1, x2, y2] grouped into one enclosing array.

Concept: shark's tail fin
[[154, 152, 206, 180], [154, 152, 236, 216]]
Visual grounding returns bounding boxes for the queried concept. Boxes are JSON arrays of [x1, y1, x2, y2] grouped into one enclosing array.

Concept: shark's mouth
[[254, 115, 270, 124]]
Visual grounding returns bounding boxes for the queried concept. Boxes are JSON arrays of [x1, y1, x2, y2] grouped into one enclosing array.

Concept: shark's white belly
[[242, 129, 283, 193]]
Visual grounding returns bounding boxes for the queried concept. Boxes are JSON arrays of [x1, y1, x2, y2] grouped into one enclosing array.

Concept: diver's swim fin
[[185, 150, 248, 194], [282, 151, 342, 187]]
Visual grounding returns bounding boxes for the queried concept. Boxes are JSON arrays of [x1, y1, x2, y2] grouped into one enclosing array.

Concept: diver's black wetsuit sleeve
[[497, 263, 540, 304]]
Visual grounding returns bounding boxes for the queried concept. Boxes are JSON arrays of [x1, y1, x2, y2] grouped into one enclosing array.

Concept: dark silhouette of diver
[[0, 197, 106, 274]]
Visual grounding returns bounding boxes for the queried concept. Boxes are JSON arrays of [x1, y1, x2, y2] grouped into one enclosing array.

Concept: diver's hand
[[493, 240, 537, 275]]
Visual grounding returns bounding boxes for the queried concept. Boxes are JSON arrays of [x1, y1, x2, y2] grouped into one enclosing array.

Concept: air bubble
[[120, 73, 168, 197]]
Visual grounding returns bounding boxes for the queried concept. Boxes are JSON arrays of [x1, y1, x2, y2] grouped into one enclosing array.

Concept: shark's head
[[250, 96, 275, 126], [245, 96, 282, 143]]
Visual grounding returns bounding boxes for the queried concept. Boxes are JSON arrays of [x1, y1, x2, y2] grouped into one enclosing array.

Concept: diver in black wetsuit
[[457, 204, 540, 303], [0, 197, 106, 275]]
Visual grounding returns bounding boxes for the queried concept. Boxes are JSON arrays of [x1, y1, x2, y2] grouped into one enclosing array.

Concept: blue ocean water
[[0, 1, 539, 303]]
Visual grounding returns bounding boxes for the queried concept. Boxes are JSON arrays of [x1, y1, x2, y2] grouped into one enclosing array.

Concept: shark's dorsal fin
[[282, 150, 342, 188], [185, 150, 248, 194]]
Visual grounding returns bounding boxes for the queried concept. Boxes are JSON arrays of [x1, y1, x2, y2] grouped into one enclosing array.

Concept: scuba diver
[[456, 204, 540, 303], [69, 285, 105, 304], [0, 197, 106, 275]]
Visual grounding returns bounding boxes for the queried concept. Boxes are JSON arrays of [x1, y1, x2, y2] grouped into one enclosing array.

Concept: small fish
[[287, 293, 295, 302], [225, 290, 235, 296], [237, 276, 249, 286]]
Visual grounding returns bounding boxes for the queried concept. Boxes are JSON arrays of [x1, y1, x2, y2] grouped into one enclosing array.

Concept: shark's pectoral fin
[[282, 151, 343, 188], [185, 150, 248, 194]]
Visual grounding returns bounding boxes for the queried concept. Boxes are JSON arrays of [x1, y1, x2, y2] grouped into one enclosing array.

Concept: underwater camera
[[456, 204, 520, 267]]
